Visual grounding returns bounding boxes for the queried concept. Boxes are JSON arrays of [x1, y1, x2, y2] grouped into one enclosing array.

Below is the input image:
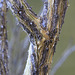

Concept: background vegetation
[[7, 0, 75, 75]]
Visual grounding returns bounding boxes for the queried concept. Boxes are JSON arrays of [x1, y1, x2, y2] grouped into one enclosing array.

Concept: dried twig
[[0, 0, 8, 75], [7, 0, 68, 75]]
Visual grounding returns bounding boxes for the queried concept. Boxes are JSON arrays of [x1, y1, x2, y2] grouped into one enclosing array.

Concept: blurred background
[[7, 0, 75, 75]]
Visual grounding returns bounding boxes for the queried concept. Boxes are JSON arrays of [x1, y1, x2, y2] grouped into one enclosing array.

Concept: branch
[[7, 0, 41, 34], [0, 0, 8, 75], [50, 45, 75, 75], [7, 0, 68, 75], [24, 0, 68, 75]]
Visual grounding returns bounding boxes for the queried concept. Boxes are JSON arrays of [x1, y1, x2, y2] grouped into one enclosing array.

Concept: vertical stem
[[0, 0, 8, 75], [7, 0, 68, 75], [23, 43, 38, 75]]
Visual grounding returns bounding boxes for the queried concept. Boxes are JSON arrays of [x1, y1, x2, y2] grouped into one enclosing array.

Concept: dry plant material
[[0, 0, 8, 75], [0, 0, 68, 75]]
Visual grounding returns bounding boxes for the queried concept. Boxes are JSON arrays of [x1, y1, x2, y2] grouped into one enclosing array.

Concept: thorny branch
[[0, 0, 68, 75], [0, 0, 8, 75]]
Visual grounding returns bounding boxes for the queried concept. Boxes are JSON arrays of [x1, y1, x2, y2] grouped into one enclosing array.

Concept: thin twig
[[0, 0, 8, 75]]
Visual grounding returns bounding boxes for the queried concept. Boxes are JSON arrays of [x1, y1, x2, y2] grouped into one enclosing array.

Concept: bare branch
[[0, 0, 8, 75], [20, 0, 40, 25], [7, 0, 42, 34], [47, 0, 68, 32], [6, 0, 68, 75]]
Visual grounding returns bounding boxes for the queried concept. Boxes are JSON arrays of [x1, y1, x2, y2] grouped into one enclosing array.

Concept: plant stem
[[0, 0, 8, 75], [7, 0, 68, 75]]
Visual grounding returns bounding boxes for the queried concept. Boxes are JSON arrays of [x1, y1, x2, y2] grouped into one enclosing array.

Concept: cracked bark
[[6, 0, 68, 75]]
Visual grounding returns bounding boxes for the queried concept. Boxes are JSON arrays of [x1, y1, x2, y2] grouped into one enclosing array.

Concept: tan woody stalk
[[8, 0, 68, 75]]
